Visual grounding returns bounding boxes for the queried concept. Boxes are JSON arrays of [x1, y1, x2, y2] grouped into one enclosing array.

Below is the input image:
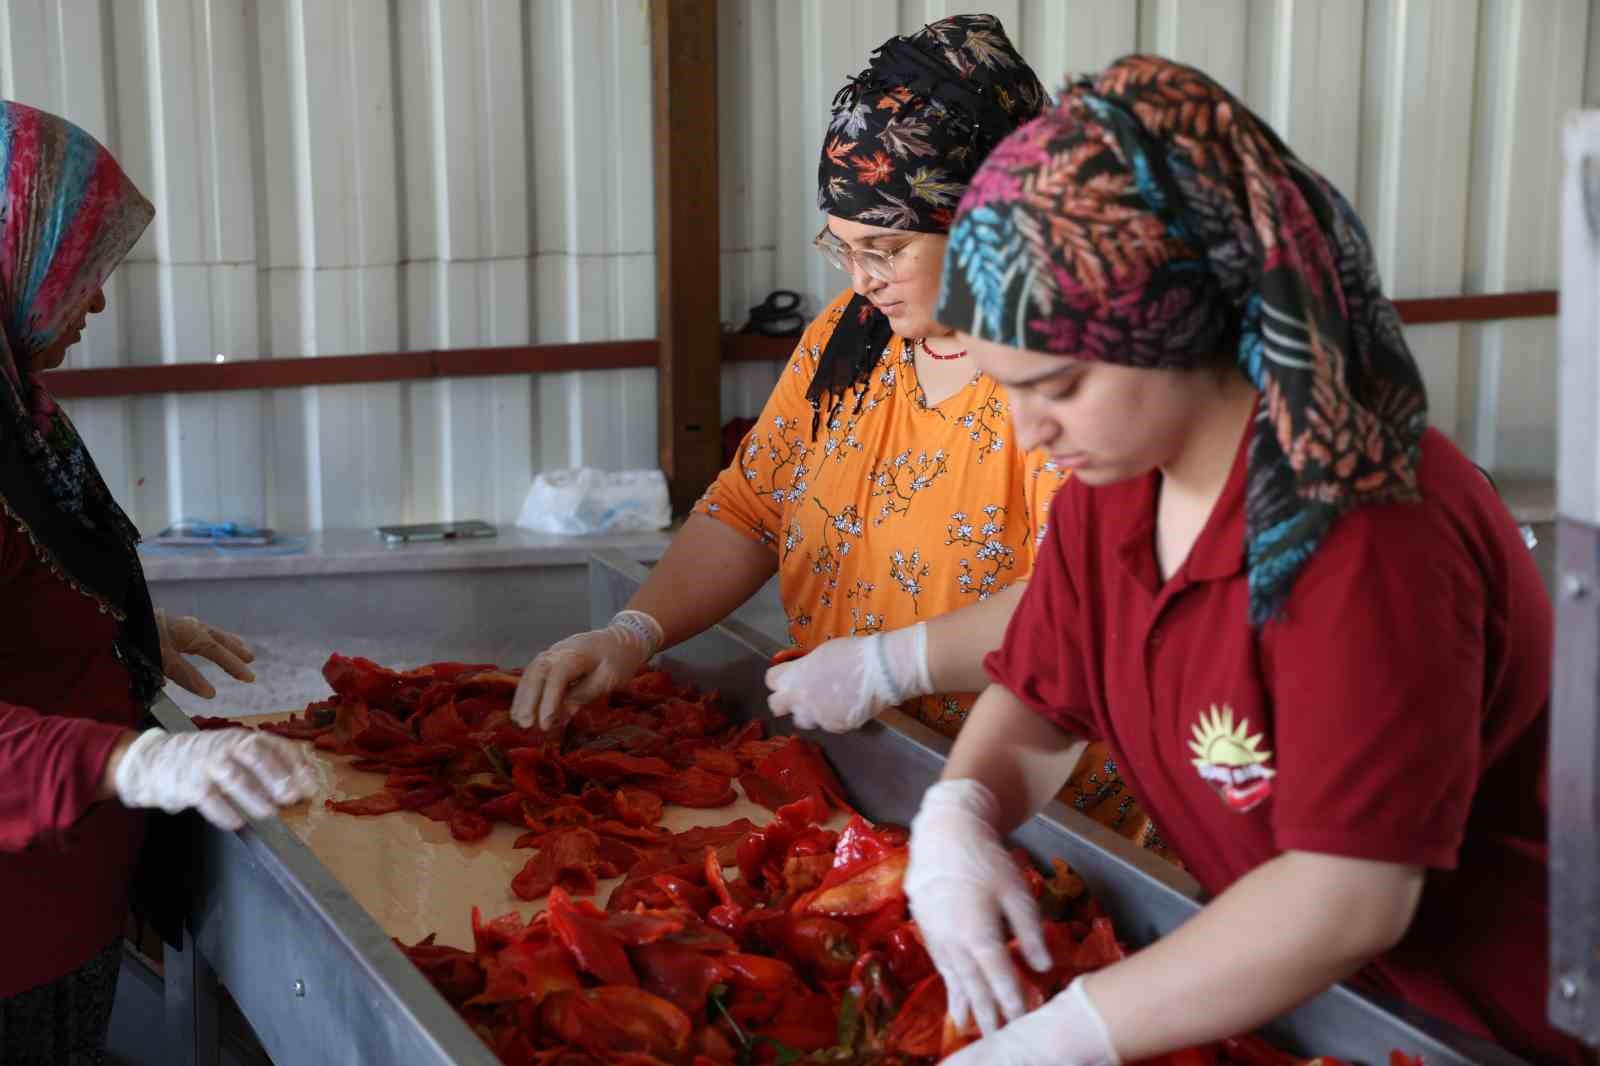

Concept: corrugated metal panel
[[0, 0, 1587, 532]]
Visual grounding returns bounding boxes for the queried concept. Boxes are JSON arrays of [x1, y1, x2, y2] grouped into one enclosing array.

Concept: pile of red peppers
[[259, 655, 1422, 1066]]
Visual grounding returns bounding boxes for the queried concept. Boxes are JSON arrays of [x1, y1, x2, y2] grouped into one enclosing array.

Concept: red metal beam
[[40, 291, 1557, 400], [1390, 289, 1557, 325]]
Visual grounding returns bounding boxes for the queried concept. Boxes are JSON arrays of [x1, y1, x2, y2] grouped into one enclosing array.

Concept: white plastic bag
[[516, 468, 672, 535]]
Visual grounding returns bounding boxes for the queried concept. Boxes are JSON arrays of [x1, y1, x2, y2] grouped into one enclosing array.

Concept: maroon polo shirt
[[987, 425, 1581, 1065]]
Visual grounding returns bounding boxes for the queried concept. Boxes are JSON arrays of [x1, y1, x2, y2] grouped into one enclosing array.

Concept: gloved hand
[[942, 978, 1121, 1066], [510, 610, 663, 730], [904, 778, 1052, 1035], [112, 728, 321, 831], [156, 609, 255, 698], [765, 623, 932, 732]]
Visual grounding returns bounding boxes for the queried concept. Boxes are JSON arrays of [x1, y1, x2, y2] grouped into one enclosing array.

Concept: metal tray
[[592, 551, 1526, 1066], [156, 551, 1528, 1065]]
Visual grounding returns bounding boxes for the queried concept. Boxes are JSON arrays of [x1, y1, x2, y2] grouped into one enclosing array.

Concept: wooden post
[[651, 0, 722, 514]]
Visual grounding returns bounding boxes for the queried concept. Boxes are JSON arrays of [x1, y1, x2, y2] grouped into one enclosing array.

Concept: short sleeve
[[1265, 505, 1484, 869], [693, 299, 844, 551], [984, 487, 1095, 739], [1021, 453, 1068, 567]]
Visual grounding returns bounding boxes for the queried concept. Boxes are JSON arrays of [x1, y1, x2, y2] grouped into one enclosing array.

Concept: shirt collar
[[1115, 404, 1252, 590]]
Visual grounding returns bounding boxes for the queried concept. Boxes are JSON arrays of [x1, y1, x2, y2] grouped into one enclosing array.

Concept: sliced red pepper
[[548, 888, 638, 986], [563, 750, 676, 781], [479, 791, 531, 824], [612, 785, 665, 827], [804, 850, 908, 916], [512, 828, 611, 901], [539, 986, 692, 1061], [691, 747, 742, 777], [447, 805, 491, 842], [395, 934, 484, 1006], [885, 923, 934, 986], [469, 939, 579, 1007], [751, 988, 839, 1052], [884, 973, 946, 1057], [189, 715, 243, 731], [637, 766, 737, 809], [508, 745, 568, 802], [738, 736, 852, 814], [630, 940, 728, 1015], [778, 915, 858, 982]]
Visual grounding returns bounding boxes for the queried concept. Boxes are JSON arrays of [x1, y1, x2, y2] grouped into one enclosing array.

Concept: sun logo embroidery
[[1188, 704, 1276, 813]]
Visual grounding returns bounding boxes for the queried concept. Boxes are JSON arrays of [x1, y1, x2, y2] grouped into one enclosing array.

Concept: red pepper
[[631, 939, 728, 1015], [885, 924, 934, 986], [447, 805, 491, 842], [804, 850, 909, 916], [394, 934, 484, 1006], [779, 916, 858, 981], [539, 986, 693, 1061], [547, 888, 638, 987], [883, 973, 946, 1057]]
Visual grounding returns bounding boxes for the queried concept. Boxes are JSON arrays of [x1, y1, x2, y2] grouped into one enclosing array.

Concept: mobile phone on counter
[[375, 520, 498, 544]]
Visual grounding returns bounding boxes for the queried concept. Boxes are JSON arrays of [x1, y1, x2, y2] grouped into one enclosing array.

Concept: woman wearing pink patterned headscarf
[[0, 101, 317, 1063]]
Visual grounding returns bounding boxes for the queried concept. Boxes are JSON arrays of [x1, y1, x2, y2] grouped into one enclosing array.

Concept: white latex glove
[[904, 778, 1052, 1035], [155, 609, 256, 698], [112, 728, 321, 831], [510, 610, 663, 730], [942, 978, 1121, 1066], [764, 623, 932, 732]]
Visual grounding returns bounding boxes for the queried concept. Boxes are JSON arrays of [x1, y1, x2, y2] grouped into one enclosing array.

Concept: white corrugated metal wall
[[0, 0, 1589, 533]]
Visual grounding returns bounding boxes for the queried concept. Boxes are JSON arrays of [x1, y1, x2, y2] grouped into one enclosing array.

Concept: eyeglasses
[[813, 225, 917, 283]]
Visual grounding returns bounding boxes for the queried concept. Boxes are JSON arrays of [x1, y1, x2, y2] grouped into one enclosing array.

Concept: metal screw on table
[[1559, 975, 1582, 1002], [1563, 573, 1591, 601], [293, 979, 306, 998]]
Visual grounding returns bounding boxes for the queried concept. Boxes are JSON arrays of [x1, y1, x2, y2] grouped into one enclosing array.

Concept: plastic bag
[[516, 468, 671, 535]]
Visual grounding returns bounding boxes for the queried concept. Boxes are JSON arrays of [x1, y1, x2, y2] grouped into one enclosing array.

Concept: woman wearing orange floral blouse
[[512, 14, 1172, 859]]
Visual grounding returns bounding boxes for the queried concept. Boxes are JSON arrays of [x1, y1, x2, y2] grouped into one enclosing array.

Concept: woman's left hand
[[156, 609, 256, 698], [765, 623, 932, 732], [943, 978, 1120, 1066]]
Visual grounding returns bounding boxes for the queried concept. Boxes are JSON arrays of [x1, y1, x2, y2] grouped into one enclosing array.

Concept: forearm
[[1084, 852, 1423, 1060], [627, 514, 779, 649], [923, 582, 1026, 693], [0, 700, 134, 849], [942, 682, 1085, 832]]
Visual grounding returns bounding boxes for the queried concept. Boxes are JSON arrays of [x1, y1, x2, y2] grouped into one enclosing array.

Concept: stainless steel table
[[158, 551, 1528, 1065]]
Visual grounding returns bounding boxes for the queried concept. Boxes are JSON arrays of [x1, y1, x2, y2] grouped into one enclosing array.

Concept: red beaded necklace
[[921, 337, 968, 361]]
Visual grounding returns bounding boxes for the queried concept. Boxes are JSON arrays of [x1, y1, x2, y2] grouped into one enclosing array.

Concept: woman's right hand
[[905, 777, 1054, 1036], [108, 728, 320, 830], [510, 610, 663, 730]]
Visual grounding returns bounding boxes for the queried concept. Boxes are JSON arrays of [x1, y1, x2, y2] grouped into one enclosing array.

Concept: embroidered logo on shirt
[[1188, 704, 1276, 813]]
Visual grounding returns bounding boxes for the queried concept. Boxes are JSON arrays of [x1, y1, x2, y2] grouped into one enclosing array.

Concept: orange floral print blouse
[[696, 290, 1178, 861]]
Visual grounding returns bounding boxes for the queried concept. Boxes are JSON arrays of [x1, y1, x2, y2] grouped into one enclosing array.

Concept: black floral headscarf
[[938, 56, 1428, 624], [808, 14, 1047, 436]]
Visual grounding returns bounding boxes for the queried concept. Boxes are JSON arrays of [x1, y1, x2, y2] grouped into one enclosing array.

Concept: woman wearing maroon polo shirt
[[900, 57, 1581, 1065], [0, 102, 318, 1064]]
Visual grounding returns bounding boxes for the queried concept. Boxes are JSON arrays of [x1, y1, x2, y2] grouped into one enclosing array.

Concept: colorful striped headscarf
[[938, 55, 1428, 623], [0, 100, 163, 701]]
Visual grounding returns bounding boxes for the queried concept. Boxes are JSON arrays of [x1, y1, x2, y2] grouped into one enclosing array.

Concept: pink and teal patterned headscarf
[[938, 57, 1428, 624], [0, 100, 163, 702]]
